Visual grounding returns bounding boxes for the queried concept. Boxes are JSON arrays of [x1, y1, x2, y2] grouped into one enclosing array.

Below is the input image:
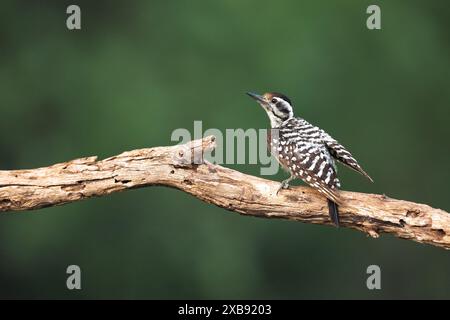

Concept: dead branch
[[0, 136, 449, 249]]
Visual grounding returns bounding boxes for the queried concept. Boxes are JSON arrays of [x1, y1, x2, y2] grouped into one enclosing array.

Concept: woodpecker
[[247, 91, 373, 227]]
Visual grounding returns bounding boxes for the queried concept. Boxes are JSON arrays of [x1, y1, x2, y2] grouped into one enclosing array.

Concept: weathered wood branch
[[0, 136, 449, 249]]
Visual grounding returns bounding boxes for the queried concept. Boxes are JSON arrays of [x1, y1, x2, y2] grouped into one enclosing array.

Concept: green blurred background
[[0, 0, 449, 299]]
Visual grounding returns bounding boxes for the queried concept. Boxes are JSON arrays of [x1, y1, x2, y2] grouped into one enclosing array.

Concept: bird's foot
[[276, 180, 290, 195]]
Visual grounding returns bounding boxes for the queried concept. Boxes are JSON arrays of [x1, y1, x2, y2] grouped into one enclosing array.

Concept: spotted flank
[[269, 125, 342, 205]]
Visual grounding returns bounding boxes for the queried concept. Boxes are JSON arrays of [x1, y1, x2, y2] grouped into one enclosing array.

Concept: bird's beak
[[246, 92, 268, 106]]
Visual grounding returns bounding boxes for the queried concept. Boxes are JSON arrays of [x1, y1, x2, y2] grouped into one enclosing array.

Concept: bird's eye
[[271, 98, 277, 104]]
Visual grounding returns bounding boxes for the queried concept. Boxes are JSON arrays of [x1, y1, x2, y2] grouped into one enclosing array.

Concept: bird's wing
[[322, 134, 374, 182], [277, 137, 343, 205]]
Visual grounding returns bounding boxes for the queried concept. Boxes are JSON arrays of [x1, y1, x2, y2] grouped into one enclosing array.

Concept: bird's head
[[246, 91, 294, 128]]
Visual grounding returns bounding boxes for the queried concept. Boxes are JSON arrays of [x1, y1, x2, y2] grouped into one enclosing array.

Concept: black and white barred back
[[269, 117, 372, 204], [247, 91, 373, 226]]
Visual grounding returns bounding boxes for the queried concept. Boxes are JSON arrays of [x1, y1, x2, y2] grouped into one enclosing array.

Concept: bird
[[247, 91, 373, 227]]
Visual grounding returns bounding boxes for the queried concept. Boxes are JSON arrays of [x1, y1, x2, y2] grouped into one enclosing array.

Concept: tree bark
[[0, 136, 449, 249]]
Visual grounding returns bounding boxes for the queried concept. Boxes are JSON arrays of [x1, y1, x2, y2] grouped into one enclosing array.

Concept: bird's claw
[[276, 181, 290, 195]]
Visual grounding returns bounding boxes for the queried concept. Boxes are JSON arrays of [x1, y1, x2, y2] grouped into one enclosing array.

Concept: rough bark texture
[[0, 136, 449, 249]]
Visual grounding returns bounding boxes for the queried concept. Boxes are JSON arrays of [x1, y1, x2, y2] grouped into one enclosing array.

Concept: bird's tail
[[327, 199, 340, 227]]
